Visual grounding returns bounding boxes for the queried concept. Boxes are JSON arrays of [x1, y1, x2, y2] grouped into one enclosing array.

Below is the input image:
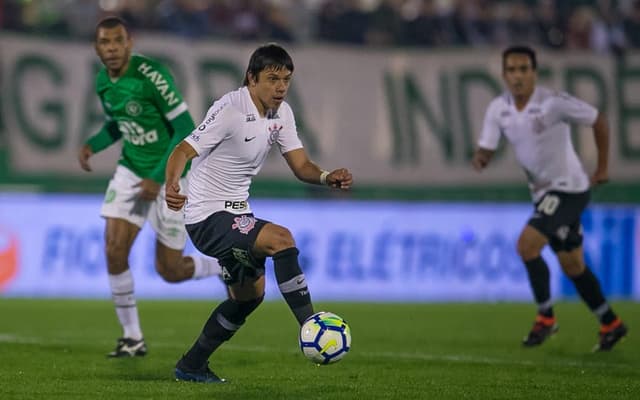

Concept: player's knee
[[268, 225, 296, 253], [559, 258, 585, 277], [155, 260, 181, 283], [517, 239, 541, 261]]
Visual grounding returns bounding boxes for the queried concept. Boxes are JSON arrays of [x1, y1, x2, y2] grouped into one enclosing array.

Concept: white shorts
[[100, 165, 188, 250]]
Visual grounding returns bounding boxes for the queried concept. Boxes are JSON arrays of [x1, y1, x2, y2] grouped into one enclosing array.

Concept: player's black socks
[[181, 296, 263, 369], [273, 247, 314, 325], [570, 266, 616, 325], [524, 257, 553, 317]]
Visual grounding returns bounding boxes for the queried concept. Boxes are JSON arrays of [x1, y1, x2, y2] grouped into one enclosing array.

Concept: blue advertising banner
[[0, 194, 636, 301]]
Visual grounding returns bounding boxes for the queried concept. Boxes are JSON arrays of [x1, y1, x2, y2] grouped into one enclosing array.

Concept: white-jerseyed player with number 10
[[472, 45, 627, 352]]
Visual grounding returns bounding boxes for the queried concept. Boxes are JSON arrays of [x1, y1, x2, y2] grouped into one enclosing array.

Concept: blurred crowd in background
[[2, 0, 640, 53]]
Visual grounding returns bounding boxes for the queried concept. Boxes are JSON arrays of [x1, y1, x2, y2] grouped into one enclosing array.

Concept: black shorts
[[186, 211, 270, 285], [527, 190, 590, 253]]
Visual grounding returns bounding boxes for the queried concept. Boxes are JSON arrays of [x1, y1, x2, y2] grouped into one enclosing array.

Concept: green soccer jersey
[[89, 54, 194, 182]]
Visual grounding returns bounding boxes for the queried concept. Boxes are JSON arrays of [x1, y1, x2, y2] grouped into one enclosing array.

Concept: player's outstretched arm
[[591, 112, 610, 186], [471, 148, 495, 171], [79, 122, 122, 172], [78, 144, 94, 172], [165, 141, 198, 211], [283, 148, 352, 190]]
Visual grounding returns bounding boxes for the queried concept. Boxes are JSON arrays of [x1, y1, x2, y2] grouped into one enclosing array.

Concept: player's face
[[95, 25, 132, 76], [249, 67, 292, 115], [503, 54, 536, 98]]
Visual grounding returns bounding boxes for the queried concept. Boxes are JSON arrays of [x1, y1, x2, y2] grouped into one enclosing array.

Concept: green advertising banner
[[1, 34, 639, 200]]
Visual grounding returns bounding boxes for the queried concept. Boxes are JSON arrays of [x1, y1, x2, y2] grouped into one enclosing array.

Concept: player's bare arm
[[283, 148, 352, 190], [472, 147, 495, 171], [78, 144, 94, 172], [591, 112, 610, 186], [165, 141, 197, 211]]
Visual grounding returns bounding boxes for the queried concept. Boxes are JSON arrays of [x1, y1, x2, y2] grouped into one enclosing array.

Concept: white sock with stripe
[[192, 256, 222, 279], [108, 270, 143, 340]]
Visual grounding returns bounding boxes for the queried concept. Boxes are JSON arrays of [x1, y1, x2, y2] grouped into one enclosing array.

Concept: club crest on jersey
[[532, 116, 545, 134], [267, 123, 283, 145], [125, 100, 142, 116], [232, 215, 256, 234]]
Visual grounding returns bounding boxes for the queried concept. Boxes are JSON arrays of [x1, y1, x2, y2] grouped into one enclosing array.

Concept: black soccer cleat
[[175, 359, 226, 384], [522, 315, 559, 347], [593, 319, 628, 352], [107, 337, 147, 358]]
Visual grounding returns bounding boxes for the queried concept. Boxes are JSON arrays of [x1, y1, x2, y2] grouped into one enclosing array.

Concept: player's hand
[[326, 168, 352, 190], [590, 169, 609, 187], [471, 151, 489, 171], [78, 144, 93, 172], [166, 181, 187, 211], [134, 178, 161, 201]]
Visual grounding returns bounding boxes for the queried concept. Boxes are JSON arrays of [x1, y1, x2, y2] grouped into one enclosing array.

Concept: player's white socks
[[108, 270, 143, 341], [192, 256, 222, 280]]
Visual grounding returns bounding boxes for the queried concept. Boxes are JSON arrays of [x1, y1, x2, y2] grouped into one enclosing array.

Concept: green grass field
[[0, 299, 638, 400]]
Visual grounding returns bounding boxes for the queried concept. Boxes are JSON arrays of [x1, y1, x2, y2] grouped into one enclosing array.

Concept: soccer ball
[[299, 311, 351, 365]]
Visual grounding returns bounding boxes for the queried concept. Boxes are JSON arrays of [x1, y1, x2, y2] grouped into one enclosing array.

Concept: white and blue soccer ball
[[299, 311, 351, 365]]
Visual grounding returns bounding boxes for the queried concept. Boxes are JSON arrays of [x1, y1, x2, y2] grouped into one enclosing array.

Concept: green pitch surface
[[0, 300, 638, 400]]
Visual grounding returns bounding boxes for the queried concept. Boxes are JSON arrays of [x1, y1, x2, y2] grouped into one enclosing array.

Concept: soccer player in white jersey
[[165, 43, 353, 383], [78, 17, 223, 358], [472, 46, 627, 352]]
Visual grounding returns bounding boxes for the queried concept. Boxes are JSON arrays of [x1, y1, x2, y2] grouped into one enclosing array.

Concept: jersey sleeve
[[276, 103, 303, 154], [477, 99, 502, 150], [148, 112, 195, 183], [184, 101, 235, 155], [549, 91, 598, 126], [86, 121, 122, 153], [148, 64, 189, 123]]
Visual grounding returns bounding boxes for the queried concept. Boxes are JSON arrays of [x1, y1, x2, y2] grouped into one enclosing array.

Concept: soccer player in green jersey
[[78, 16, 222, 358]]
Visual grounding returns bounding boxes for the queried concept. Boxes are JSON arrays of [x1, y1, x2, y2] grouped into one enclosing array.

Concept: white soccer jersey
[[478, 86, 598, 202], [183, 86, 303, 224]]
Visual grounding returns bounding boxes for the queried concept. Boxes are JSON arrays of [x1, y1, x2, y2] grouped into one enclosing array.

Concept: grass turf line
[[0, 299, 638, 400]]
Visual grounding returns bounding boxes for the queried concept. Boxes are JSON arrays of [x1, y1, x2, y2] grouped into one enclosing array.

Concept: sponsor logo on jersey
[[125, 100, 142, 116], [500, 110, 511, 118], [528, 107, 541, 114], [199, 103, 228, 132], [231, 215, 256, 235], [224, 200, 248, 210], [190, 134, 200, 142], [118, 121, 159, 145], [0, 226, 19, 290], [267, 123, 283, 145], [246, 113, 256, 122], [137, 62, 180, 107], [244, 136, 256, 142]]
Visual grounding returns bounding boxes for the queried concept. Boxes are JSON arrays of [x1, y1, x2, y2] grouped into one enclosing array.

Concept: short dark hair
[[502, 46, 537, 70], [243, 43, 294, 86], [95, 16, 129, 40]]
